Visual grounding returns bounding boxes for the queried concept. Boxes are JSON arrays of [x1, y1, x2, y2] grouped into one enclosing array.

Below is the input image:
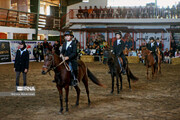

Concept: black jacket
[[14, 49, 29, 72], [156, 42, 162, 51], [113, 39, 125, 56], [147, 42, 156, 53], [61, 40, 77, 70]]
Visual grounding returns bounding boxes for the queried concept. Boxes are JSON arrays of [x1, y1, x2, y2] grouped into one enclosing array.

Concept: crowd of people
[[79, 36, 180, 64], [33, 39, 61, 62], [75, 3, 180, 19]]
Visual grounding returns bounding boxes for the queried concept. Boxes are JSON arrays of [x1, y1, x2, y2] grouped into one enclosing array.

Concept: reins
[[44, 54, 71, 75]]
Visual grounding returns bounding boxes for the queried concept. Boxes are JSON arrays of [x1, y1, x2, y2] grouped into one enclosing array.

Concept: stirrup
[[71, 79, 78, 86]]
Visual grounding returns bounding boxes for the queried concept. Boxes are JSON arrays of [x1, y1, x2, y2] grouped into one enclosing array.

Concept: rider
[[147, 37, 158, 63], [60, 30, 78, 86], [113, 31, 126, 75], [156, 38, 164, 62]]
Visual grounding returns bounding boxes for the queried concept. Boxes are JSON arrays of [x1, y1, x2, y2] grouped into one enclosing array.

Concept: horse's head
[[103, 49, 114, 65], [42, 53, 55, 75], [141, 47, 149, 59]]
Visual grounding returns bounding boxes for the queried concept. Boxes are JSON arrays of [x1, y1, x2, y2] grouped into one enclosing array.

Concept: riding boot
[[71, 70, 78, 86], [122, 63, 126, 75]]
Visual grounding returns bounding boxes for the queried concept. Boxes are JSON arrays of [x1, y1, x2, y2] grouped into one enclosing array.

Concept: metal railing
[[69, 8, 180, 19], [0, 8, 61, 30]]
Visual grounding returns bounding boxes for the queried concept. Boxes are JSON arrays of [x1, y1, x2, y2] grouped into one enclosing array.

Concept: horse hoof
[[117, 91, 120, 94], [110, 91, 114, 94], [75, 103, 79, 106], [58, 112, 63, 115]]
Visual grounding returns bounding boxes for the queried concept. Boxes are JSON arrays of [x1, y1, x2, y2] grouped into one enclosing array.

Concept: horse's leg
[[116, 72, 120, 94], [65, 85, 69, 112], [57, 85, 63, 113], [147, 66, 149, 79], [126, 71, 131, 90], [151, 66, 154, 79], [110, 72, 114, 94], [82, 75, 91, 105], [74, 85, 80, 106], [119, 73, 123, 90]]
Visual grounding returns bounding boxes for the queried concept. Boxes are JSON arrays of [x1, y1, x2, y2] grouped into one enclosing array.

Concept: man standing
[[113, 31, 126, 75], [61, 30, 78, 86], [14, 40, 29, 90]]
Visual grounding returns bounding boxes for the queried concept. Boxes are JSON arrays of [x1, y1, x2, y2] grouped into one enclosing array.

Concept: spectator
[[170, 39, 177, 53], [124, 47, 129, 56], [33, 46, 38, 62], [95, 45, 102, 55], [177, 39, 180, 50], [48, 42, 53, 52], [169, 47, 175, 58], [40, 42, 44, 61], [53, 41, 60, 55], [88, 6, 94, 18], [164, 48, 171, 63], [125, 38, 132, 49], [77, 6, 83, 18], [137, 50, 143, 63], [83, 6, 88, 18], [37, 42, 44, 62], [84, 45, 91, 55], [43, 38, 49, 55], [175, 49, 180, 58]]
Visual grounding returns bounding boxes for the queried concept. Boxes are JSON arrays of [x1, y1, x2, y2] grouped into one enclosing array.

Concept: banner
[[10, 41, 37, 61], [0, 41, 11, 62]]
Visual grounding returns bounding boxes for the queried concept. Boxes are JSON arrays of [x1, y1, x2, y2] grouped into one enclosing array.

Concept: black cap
[[19, 40, 26, 48], [19, 40, 25, 45], [149, 37, 154, 41], [64, 30, 74, 37], [115, 31, 123, 36]]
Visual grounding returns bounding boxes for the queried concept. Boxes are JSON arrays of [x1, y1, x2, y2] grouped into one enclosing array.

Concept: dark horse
[[42, 53, 105, 114], [105, 50, 138, 94], [142, 47, 158, 79]]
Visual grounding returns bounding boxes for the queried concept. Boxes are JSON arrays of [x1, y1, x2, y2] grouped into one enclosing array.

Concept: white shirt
[[19, 48, 27, 55], [66, 41, 72, 50], [151, 42, 154, 47], [117, 39, 121, 45]]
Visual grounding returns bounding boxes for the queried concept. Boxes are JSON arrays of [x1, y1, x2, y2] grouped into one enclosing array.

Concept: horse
[[156, 47, 162, 74], [105, 50, 138, 94], [41, 53, 105, 114], [141, 47, 158, 79]]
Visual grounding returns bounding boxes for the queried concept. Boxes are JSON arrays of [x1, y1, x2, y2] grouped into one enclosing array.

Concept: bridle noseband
[[43, 54, 70, 74]]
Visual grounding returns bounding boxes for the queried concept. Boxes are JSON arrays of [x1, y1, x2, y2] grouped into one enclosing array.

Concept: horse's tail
[[87, 68, 106, 88], [127, 67, 139, 82]]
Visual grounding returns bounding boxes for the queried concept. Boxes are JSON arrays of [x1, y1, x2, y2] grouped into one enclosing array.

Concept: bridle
[[42, 54, 70, 74]]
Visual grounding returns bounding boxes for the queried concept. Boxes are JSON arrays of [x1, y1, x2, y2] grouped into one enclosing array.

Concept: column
[[7, 32, 13, 39], [28, 33, 32, 40]]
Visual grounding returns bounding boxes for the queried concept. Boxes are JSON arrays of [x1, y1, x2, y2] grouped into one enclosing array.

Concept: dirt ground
[[0, 61, 180, 120]]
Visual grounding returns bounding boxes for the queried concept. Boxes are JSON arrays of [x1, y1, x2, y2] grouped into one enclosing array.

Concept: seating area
[[72, 3, 180, 19]]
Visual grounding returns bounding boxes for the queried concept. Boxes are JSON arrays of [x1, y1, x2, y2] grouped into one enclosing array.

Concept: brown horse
[[105, 50, 138, 94], [142, 47, 158, 79], [42, 53, 105, 114]]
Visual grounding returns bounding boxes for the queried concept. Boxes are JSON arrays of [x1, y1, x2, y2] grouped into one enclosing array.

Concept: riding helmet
[[149, 37, 154, 41], [115, 31, 123, 37], [64, 30, 74, 37]]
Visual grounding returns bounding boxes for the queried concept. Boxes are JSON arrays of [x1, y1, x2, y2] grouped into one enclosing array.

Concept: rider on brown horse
[[113, 31, 126, 75], [147, 37, 158, 63], [156, 38, 164, 62], [52, 30, 78, 86]]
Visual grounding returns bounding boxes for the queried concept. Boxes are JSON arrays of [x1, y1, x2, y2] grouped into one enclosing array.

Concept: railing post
[[5, 9, 9, 26], [35, 0, 40, 40]]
